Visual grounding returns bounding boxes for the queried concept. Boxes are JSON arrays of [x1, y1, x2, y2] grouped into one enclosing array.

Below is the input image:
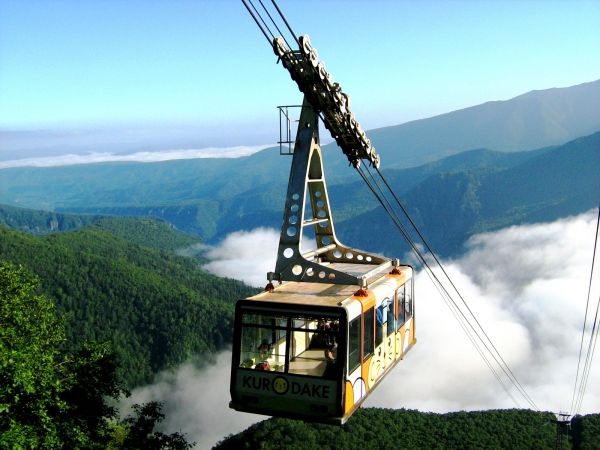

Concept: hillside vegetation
[[0, 261, 194, 449], [2, 132, 596, 260], [338, 132, 600, 257], [0, 221, 258, 387], [214, 408, 600, 450], [0, 204, 109, 234]]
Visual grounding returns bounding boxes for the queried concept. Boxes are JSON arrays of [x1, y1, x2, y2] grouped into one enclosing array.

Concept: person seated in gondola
[[258, 338, 272, 360], [255, 360, 271, 371], [310, 319, 335, 348], [322, 346, 337, 379], [398, 302, 405, 327], [330, 319, 340, 334]]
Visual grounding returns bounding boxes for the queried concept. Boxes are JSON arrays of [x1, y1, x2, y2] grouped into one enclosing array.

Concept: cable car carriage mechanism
[[230, 1, 416, 425]]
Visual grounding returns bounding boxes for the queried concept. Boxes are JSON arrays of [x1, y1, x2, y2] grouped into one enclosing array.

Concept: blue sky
[[1, 0, 599, 152]]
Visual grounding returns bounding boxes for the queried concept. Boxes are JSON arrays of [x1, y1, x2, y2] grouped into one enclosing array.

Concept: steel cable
[[356, 165, 524, 408], [369, 165, 540, 410], [571, 205, 600, 414]]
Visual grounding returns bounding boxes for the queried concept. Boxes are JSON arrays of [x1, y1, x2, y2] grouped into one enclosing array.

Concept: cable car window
[[363, 307, 374, 361], [242, 313, 288, 345], [348, 316, 361, 374], [240, 325, 287, 372], [375, 304, 385, 347], [386, 296, 395, 336], [397, 285, 406, 329], [405, 279, 413, 319], [242, 313, 287, 328], [289, 315, 339, 377]]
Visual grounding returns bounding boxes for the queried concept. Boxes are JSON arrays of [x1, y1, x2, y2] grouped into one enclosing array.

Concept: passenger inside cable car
[[239, 313, 342, 378]]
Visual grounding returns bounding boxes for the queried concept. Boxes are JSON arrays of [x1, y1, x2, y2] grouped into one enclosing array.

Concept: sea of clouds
[[123, 212, 599, 449], [0, 145, 268, 169]]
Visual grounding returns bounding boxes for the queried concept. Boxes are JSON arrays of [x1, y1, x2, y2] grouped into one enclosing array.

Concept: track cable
[[356, 163, 540, 410], [570, 204, 600, 415]]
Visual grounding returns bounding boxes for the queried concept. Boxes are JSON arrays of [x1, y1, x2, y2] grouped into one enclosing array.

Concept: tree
[[0, 261, 67, 448], [0, 261, 194, 449]]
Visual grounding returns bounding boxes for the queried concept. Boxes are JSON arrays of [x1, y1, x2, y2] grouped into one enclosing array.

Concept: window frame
[[363, 307, 374, 362], [348, 316, 361, 374], [238, 307, 345, 378]]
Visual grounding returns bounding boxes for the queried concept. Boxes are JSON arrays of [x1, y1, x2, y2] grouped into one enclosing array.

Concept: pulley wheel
[[309, 48, 318, 67], [299, 34, 311, 56]]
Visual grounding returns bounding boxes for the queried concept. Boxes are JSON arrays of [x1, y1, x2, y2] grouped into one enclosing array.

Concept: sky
[[1, 0, 599, 159], [126, 212, 600, 449]]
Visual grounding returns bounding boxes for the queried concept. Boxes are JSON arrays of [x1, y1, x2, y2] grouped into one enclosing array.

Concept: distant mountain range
[[340, 132, 599, 257], [1, 80, 598, 258], [352, 79, 600, 169], [2, 132, 598, 259]]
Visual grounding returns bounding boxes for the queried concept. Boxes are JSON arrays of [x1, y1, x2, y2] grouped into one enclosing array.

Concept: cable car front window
[[289, 315, 339, 377], [240, 313, 287, 372]]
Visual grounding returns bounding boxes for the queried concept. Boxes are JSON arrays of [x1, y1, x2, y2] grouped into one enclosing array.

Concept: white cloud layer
[[200, 228, 316, 288], [366, 211, 600, 414], [120, 353, 259, 450], [200, 228, 280, 288], [0, 145, 267, 169], [126, 212, 600, 448]]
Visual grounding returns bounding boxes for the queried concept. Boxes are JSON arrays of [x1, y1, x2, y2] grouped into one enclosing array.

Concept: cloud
[[200, 228, 316, 288], [200, 228, 279, 288], [0, 145, 268, 169], [121, 352, 260, 450], [366, 211, 600, 414], [126, 212, 599, 448]]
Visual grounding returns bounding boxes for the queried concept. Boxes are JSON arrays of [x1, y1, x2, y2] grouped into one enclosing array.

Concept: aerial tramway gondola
[[229, 0, 416, 425]]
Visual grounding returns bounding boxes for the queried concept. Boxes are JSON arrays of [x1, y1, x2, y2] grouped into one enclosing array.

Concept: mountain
[[0, 222, 259, 387], [1, 81, 597, 213], [213, 408, 600, 450], [87, 217, 202, 253], [45, 132, 596, 260], [338, 132, 600, 258], [0, 204, 110, 234], [347, 79, 600, 169], [45, 144, 550, 243]]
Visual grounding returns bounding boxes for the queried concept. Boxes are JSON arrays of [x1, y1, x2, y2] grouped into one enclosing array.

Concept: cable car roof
[[247, 263, 411, 309]]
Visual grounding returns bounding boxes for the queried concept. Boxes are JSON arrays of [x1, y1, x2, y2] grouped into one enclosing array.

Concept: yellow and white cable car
[[229, 96, 417, 424], [229, 263, 415, 425]]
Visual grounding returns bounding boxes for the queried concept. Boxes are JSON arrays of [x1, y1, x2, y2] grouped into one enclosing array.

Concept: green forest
[[214, 408, 600, 450], [2, 201, 599, 448], [0, 218, 259, 387], [0, 261, 196, 448], [3, 133, 599, 259]]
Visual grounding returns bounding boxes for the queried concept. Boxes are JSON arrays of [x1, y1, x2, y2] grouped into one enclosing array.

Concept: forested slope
[[0, 203, 109, 234], [339, 132, 600, 257], [46, 143, 554, 244], [214, 409, 600, 450], [0, 224, 259, 387], [87, 217, 201, 253]]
